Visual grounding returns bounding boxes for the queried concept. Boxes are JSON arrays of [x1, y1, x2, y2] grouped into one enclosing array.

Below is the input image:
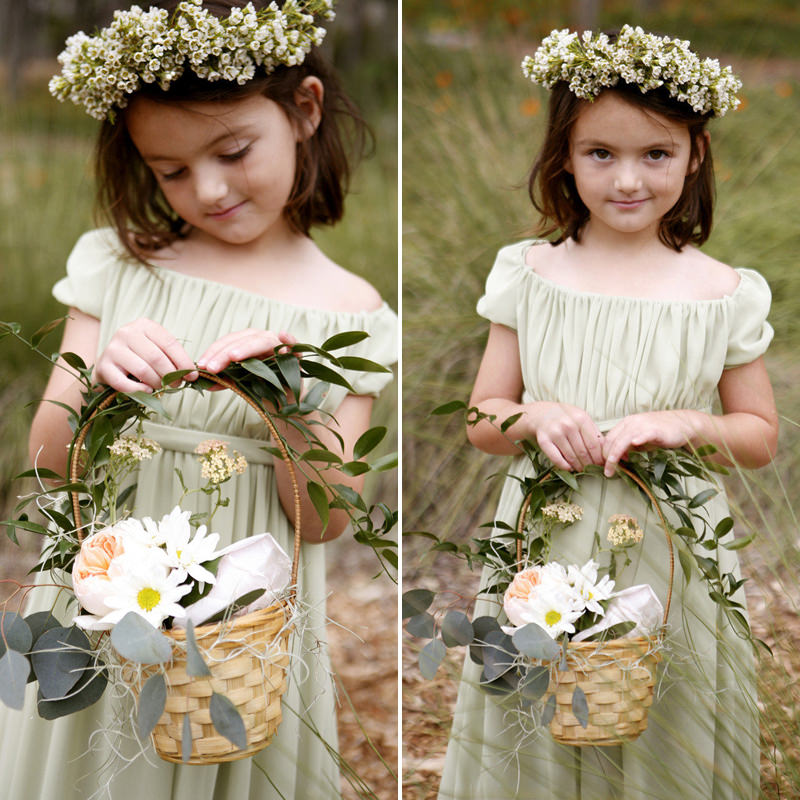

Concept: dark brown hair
[[94, 0, 368, 263], [528, 81, 715, 251]]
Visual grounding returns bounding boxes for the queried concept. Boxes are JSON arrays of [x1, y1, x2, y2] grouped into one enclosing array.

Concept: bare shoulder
[[681, 247, 741, 299], [299, 247, 384, 313]]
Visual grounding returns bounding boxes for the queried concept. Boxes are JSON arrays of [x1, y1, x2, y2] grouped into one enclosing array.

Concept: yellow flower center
[[545, 609, 562, 626], [137, 587, 161, 612]]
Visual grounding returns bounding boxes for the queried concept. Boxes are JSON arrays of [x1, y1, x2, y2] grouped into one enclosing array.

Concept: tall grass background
[[402, 3, 800, 796]]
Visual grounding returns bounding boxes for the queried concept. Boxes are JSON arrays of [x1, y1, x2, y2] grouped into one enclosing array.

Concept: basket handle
[[514, 464, 674, 628], [68, 371, 301, 588]]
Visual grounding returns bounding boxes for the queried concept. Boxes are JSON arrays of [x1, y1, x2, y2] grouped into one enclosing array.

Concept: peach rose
[[72, 529, 125, 616]]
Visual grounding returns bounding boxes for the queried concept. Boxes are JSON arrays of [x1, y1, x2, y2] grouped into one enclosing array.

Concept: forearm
[[271, 394, 374, 543], [28, 373, 85, 475], [680, 409, 778, 468], [465, 398, 531, 455]]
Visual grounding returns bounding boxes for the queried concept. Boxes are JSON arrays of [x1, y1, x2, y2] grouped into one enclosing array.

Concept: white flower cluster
[[607, 513, 644, 547], [194, 438, 248, 484], [502, 559, 615, 639], [521, 24, 741, 117], [49, 0, 335, 120], [108, 433, 162, 462], [541, 501, 583, 524]]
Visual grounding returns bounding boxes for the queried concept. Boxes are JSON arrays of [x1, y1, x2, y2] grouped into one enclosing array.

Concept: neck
[[577, 218, 668, 262]]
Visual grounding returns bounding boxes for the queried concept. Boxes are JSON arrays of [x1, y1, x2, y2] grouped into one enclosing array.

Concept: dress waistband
[[140, 420, 273, 465]]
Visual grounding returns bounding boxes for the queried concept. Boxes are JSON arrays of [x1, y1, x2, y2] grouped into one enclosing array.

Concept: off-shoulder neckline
[[130, 260, 393, 319], [516, 240, 747, 306]]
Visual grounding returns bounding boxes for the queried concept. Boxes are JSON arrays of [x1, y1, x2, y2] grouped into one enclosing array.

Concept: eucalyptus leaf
[[138, 673, 167, 739], [406, 612, 435, 639], [0, 650, 30, 709], [125, 391, 169, 417], [482, 630, 517, 681], [401, 588, 434, 618], [0, 612, 33, 658], [184, 621, 212, 677], [181, 712, 193, 763], [209, 691, 247, 750], [512, 623, 561, 661], [520, 665, 550, 701], [541, 693, 557, 726], [441, 611, 473, 647], [419, 638, 446, 680], [30, 626, 91, 699], [36, 665, 107, 720], [678, 547, 694, 584], [572, 685, 589, 728], [110, 612, 173, 664], [714, 517, 735, 537]]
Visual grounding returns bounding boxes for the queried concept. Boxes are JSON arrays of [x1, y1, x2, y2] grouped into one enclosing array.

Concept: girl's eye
[[160, 167, 185, 181], [589, 149, 611, 161], [647, 150, 669, 161], [221, 144, 251, 163]]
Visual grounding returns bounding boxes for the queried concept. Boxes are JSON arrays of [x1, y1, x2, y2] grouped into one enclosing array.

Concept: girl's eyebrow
[[575, 137, 676, 150], [143, 127, 252, 162]]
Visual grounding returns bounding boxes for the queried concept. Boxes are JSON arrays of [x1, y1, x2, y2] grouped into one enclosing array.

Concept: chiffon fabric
[[438, 240, 772, 800], [0, 229, 397, 800]]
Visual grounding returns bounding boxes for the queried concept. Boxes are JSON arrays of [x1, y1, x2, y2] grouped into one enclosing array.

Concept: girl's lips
[[207, 201, 246, 220], [610, 198, 648, 209]]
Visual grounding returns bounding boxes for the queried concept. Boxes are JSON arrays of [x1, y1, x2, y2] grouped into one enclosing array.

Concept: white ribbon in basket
[[572, 584, 663, 642], [175, 533, 292, 628]]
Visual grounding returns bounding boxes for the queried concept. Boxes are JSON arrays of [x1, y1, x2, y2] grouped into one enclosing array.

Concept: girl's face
[[126, 88, 315, 248], [564, 91, 703, 240]]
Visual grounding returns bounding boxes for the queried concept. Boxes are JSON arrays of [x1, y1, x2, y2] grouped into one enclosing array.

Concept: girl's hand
[[529, 402, 605, 472], [95, 318, 198, 394], [196, 329, 297, 374], [602, 410, 695, 477]]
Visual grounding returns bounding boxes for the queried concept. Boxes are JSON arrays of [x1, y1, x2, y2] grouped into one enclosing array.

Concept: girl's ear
[[294, 76, 324, 142], [689, 130, 710, 174]]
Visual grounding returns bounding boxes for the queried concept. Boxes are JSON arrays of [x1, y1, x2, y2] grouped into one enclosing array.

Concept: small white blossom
[[50, 0, 334, 120], [522, 24, 741, 117], [541, 501, 583, 525]]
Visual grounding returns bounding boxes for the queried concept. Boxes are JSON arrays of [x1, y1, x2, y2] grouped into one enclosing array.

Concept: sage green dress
[[438, 240, 772, 800], [0, 229, 397, 800]]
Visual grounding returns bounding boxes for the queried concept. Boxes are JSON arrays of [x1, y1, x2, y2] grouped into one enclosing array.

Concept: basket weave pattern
[[153, 602, 291, 763], [548, 636, 660, 746]]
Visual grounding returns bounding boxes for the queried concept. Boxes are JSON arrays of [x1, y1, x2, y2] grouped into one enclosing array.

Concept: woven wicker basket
[[515, 465, 673, 747], [70, 372, 302, 764]]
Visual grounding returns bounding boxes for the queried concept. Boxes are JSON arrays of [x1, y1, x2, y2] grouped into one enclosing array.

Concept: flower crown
[[49, 0, 335, 121], [522, 25, 741, 118]]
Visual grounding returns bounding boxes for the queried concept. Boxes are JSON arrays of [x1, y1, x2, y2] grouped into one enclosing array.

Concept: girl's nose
[[194, 167, 228, 206], [613, 162, 642, 194]]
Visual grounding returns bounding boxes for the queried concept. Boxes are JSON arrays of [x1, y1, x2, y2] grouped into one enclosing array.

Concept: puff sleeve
[[725, 268, 774, 368], [475, 241, 533, 330], [52, 228, 121, 318]]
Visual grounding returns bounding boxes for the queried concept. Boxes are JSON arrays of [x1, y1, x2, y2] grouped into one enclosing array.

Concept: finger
[[143, 328, 198, 382], [538, 435, 574, 472], [97, 362, 155, 395], [199, 330, 285, 372]]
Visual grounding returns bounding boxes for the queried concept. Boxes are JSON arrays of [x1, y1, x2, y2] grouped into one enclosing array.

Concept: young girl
[[0, 2, 396, 798], [438, 27, 776, 800]]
